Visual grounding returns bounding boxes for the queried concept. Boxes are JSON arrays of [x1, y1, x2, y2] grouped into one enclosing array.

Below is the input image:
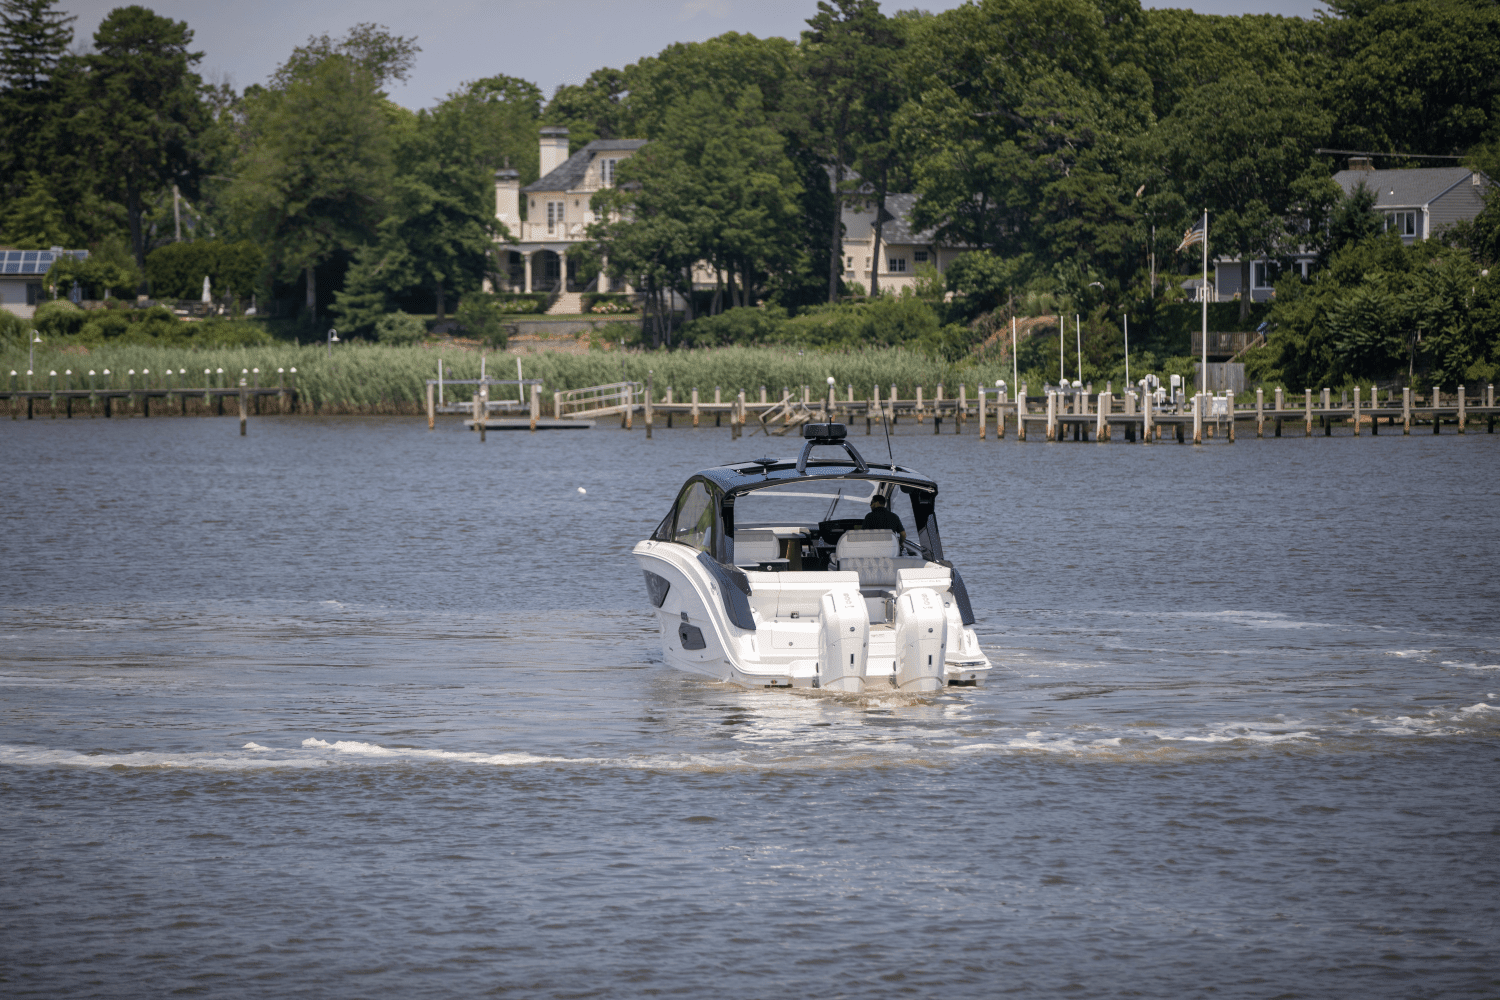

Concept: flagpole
[[1200, 208, 1208, 396]]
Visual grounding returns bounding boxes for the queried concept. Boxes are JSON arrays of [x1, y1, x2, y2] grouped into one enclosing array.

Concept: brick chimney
[[1348, 157, 1374, 171], [494, 169, 520, 235], [539, 126, 569, 178]]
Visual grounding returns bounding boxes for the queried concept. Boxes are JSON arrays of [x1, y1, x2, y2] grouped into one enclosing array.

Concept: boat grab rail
[[796, 438, 869, 475]]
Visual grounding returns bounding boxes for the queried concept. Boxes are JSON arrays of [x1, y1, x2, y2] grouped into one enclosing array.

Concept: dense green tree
[[1163, 74, 1331, 319], [1323, 0, 1500, 157], [803, 1, 907, 300], [231, 54, 393, 319], [0, 0, 74, 181], [74, 6, 211, 288]]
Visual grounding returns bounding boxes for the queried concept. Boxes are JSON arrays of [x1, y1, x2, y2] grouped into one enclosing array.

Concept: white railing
[[558, 381, 643, 418]]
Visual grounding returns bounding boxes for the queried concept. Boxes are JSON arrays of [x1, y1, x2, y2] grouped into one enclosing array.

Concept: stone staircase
[[546, 291, 585, 315]]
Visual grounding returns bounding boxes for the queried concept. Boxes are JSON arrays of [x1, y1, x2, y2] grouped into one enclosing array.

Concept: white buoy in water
[[577, 487, 586, 494]]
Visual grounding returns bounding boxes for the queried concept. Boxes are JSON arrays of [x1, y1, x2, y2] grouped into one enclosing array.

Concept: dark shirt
[[861, 507, 906, 536]]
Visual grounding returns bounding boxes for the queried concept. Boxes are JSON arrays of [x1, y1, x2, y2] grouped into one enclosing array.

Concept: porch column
[[598, 255, 609, 293], [523, 252, 533, 294]]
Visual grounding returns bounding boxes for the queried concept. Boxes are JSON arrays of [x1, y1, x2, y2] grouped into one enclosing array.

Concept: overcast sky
[[58, 0, 1329, 111]]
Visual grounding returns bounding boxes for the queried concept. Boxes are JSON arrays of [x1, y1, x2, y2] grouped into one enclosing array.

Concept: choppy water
[[2, 413, 1498, 999]]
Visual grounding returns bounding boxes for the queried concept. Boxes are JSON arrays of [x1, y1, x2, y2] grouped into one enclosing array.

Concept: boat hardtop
[[634, 422, 991, 691]]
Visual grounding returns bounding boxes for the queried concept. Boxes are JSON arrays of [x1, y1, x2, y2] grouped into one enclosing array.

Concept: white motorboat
[[633, 423, 991, 691]]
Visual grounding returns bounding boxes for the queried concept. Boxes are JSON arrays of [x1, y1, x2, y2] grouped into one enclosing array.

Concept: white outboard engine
[[817, 589, 869, 692], [893, 587, 947, 692]]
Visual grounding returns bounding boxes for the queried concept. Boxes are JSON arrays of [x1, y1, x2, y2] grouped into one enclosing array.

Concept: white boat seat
[[838, 556, 928, 589], [835, 529, 899, 560], [734, 529, 787, 569]]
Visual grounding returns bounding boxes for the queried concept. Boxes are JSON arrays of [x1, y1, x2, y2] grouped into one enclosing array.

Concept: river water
[[2, 414, 1497, 999]]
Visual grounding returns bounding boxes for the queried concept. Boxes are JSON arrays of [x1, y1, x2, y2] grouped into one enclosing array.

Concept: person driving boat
[[861, 493, 906, 542]]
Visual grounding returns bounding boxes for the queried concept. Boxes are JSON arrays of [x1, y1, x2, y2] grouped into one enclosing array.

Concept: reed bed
[[3, 341, 1054, 413]]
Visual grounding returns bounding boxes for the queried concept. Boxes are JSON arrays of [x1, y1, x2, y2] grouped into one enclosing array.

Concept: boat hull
[[635, 540, 991, 689]]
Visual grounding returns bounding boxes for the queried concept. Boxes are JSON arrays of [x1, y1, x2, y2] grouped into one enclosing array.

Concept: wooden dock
[[4, 385, 298, 419], [495, 380, 1500, 443]]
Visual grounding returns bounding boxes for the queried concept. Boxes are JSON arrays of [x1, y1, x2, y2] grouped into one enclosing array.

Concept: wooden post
[[1141, 389, 1152, 444], [1192, 393, 1202, 444], [871, 383, 880, 436], [238, 380, 247, 436], [826, 380, 834, 418], [934, 384, 943, 434], [1458, 385, 1466, 433], [1352, 385, 1361, 436], [802, 385, 811, 406], [1017, 384, 1027, 441], [1046, 391, 1057, 441], [691, 387, 700, 427], [1096, 392, 1108, 441], [1402, 387, 1411, 434], [427, 382, 436, 430], [1304, 389, 1313, 436], [645, 374, 653, 439], [736, 389, 746, 439], [997, 386, 1007, 440], [978, 387, 987, 440], [1370, 385, 1379, 435], [958, 385, 967, 434], [916, 386, 924, 423], [554, 390, 563, 419], [530, 383, 540, 432], [1255, 387, 1264, 437], [1432, 386, 1441, 434]]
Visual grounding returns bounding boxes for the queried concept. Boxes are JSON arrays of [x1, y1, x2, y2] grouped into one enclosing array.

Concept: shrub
[[455, 295, 509, 349], [145, 240, 264, 299], [374, 311, 428, 345], [32, 298, 87, 337], [583, 293, 636, 314]]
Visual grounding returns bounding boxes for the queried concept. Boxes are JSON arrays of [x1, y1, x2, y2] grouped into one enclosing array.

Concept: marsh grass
[[3, 340, 1102, 414]]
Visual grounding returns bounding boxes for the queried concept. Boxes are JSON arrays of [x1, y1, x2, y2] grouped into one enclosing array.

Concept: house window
[[1385, 211, 1417, 237], [888, 258, 907, 273], [914, 250, 928, 263], [601, 158, 618, 186], [1252, 262, 1276, 288], [547, 201, 564, 234]]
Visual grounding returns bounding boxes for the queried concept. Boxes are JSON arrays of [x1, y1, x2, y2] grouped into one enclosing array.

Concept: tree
[[803, 0, 907, 301], [231, 54, 393, 320], [270, 22, 418, 92], [76, 6, 210, 288], [0, 0, 75, 179], [1164, 74, 1331, 320], [1323, 0, 1500, 158]]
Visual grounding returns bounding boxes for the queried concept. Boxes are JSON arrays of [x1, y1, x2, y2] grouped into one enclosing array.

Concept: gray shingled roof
[[1333, 167, 1479, 208], [842, 192, 941, 245], [523, 139, 648, 194]]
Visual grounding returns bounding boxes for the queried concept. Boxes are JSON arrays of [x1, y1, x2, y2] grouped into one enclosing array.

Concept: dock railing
[[557, 381, 643, 419]]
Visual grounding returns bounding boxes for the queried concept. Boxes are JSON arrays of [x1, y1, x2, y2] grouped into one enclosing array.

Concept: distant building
[[1212, 159, 1493, 304], [840, 192, 972, 295], [492, 126, 647, 308], [0, 247, 88, 319]]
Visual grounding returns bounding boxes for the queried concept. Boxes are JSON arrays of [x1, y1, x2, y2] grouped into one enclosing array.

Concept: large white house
[[490, 128, 975, 312], [492, 126, 645, 309]]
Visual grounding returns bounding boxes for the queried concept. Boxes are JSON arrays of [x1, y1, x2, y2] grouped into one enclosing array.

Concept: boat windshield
[[735, 479, 917, 536]]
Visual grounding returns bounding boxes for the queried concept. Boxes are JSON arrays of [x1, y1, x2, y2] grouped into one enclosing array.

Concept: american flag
[[1177, 216, 1206, 252]]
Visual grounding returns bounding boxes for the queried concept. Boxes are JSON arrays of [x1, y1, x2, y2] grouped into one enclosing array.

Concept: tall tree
[[76, 6, 209, 287], [803, 0, 907, 301], [0, 0, 75, 178], [1164, 74, 1331, 319], [230, 54, 393, 320]]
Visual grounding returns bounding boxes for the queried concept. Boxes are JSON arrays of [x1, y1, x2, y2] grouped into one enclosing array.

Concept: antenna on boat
[[880, 387, 895, 468]]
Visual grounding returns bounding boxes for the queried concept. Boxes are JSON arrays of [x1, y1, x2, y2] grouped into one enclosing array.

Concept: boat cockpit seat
[[835, 529, 900, 560], [832, 529, 916, 591], [733, 529, 787, 571]]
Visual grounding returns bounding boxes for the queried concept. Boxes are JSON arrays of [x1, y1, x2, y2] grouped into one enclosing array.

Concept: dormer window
[[601, 158, 618, 186], [547, 201, 565, 234]]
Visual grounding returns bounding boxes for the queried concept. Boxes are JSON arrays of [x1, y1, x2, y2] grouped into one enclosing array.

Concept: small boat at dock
[[633, 423, 991, 691]]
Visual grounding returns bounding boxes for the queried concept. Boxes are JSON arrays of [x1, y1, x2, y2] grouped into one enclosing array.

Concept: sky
[[58, 0, 1330, 111]]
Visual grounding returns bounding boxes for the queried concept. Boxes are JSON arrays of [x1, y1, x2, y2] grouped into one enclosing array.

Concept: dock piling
[[238, 380, 247, 436]]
